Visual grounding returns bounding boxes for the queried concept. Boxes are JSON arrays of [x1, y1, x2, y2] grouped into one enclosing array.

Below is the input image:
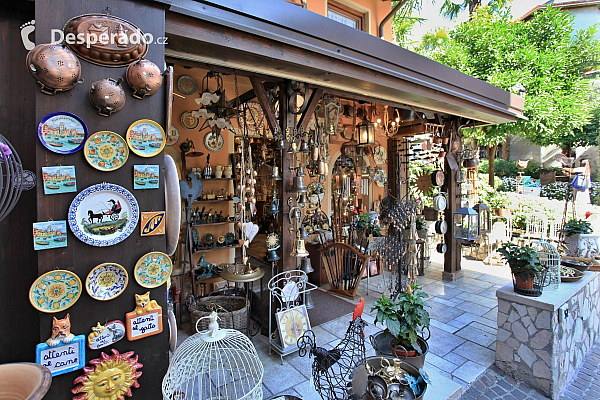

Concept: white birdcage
[[533, 240, 560, 291], [162, 317, 264, 400]]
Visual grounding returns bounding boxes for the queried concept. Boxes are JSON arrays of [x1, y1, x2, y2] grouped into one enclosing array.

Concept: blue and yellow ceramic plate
[[126, 119, 166, 158], [86, 263, 128, 301], [84, 131, 129, 172], [134, 251, 172, 288], [38, 112, 88, 155], [29, 270, 82, 313]]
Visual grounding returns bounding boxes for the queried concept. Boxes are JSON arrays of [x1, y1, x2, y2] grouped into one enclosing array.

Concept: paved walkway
[[176, 252, 599, 399]]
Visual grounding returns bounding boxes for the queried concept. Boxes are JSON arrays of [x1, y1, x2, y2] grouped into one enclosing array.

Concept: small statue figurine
[[134, 292, 161, 315], [46, 314, 75, 347], [198, 310, 221, 337], [87, 322, 105, 345]]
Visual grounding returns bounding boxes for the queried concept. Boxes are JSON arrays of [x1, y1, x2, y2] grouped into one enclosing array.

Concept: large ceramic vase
[[563, 234, 600, 259]]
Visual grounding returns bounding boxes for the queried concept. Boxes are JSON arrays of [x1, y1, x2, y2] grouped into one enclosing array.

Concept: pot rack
[[0, 134, 23, 223]]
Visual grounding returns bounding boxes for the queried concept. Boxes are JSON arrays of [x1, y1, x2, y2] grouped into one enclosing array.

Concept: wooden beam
[[250, 77, 279, 134], [296, 87, 323, 132]]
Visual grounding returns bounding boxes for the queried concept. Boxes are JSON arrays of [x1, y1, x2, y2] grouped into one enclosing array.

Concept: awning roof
[[156, 0, 524, 125]]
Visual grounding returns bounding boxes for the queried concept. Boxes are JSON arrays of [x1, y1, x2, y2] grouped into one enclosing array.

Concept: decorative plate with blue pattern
[[68, 182, 139, 247], [29, 270, 82, 313], [86, 263, 128, 301], [134, 251, 172, 288]]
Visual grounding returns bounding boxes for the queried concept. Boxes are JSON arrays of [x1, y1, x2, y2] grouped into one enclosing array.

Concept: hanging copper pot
[[125, 58, 163, 99], [26, 43, 83, 95], [89, 77, 126, 116]]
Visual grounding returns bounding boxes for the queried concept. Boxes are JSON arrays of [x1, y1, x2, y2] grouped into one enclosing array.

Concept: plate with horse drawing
[[86, 263, 129, 301], [68, 182, 139, 247]]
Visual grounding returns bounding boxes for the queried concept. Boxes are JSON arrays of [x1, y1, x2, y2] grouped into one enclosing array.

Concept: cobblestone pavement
[[462, 343, 600, 399]]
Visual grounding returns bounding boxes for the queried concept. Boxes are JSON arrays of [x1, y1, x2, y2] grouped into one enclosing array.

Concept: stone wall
[[495, 274, 600, 399]]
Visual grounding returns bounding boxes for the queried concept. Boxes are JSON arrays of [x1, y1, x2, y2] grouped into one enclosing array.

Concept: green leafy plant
[[372, 284, 430, 354], [355, 212, 382, 237], [415, 217, 427, 231], [560, 219, 593, 237], [498, 242, 542, 281]]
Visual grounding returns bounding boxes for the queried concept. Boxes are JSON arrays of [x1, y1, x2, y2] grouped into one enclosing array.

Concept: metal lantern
[[162, 325, 264, 399], [474, 202, 491, 233], [356, 113, 375, 146], [453, 204, 479, 241]]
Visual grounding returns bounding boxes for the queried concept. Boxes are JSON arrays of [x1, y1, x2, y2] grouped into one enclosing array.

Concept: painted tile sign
[[36, 334, 86, 376], [126, 308, 163, 341]]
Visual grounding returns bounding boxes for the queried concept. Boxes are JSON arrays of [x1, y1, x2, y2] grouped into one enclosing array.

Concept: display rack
[[268, 270, 317, 364]]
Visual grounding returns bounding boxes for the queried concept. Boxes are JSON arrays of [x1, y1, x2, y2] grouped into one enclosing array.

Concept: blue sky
[[408, 0, 544, 41]]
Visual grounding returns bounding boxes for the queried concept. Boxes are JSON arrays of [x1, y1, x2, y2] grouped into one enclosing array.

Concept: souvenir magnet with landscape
[[140, 211, 166, 236], [38, 111, 88, 154], [68, 182, 139, 247], [134, 251, 173, 288], [42, 165, 77, 194], [85, 262, 129, 301], [29, 269, 82, 313], [134, 164, 160, 189], [126, 119, 166, 157], [33, 220, 68, 250], [84, 131, 129, 171]]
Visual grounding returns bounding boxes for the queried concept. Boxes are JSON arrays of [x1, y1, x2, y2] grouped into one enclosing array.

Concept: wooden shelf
[[193, 199, 232, 203], [193, 244, 240, 254], [192, 221, 234, 227]]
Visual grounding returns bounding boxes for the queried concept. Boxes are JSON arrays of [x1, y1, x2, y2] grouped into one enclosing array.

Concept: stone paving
[[176, 252, 600, 399]]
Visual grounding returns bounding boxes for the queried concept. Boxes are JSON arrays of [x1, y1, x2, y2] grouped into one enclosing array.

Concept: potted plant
[[487, 191, 510, 217], [415, 217, 428, 240], [560, 219, 599, 259], [498, 242, 543, 293], [371, 284, 430, 368], [355, 211, 382, 237]]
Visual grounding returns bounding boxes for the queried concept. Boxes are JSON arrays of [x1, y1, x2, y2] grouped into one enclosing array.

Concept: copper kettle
[[26, 43, 83, 95], [125, 58, 163, 99], [89, 77, 126, 117]]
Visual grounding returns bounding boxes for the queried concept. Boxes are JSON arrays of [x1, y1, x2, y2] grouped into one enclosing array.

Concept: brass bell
[[287, 142, 298, 153], [291, 176, 307, 193], [297, 193, 309, 208], [312, 146, 319, 161], [291, 238, 309, 258], [299, 140, 310, 153], [299, 226, 309, 239], [271, 166, 282, 181], [318, 161, 328, 175], [266, 249, 280, 262], [300, 257, 314, 274], [297, 166, 306, 177], [275, 139, 286, 150]]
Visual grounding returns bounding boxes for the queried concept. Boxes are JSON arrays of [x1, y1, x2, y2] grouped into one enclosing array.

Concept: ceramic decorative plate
[[126, 119, 166, 157], [29, 270, 82, 313], [68, 182, 139, 247], [181, 111, 199, 130], [86, 263, 128, 301], [204, 130, 224, 152], [166, 125, 180, 146], [38, 112, 88, 155], [84, 131, 129, 171], [177, 75, 197, 95], [164, 155, 182, 256], [134, 251, 173, 288]]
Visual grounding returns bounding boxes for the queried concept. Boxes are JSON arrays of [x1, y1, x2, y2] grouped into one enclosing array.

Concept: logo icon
[[20, 20, 36, 50]]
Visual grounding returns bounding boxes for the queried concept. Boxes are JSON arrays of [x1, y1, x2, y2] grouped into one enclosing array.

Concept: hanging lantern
[[357, 107, 375, 147], [473, 202, 491, 233], [453, 204, 479, 241]]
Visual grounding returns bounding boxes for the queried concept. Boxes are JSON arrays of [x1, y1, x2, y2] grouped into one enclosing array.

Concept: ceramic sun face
[[72, 349, 142, 400]]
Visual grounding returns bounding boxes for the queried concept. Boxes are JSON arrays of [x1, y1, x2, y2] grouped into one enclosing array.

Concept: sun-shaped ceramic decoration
[[72, 349, 142, 400]]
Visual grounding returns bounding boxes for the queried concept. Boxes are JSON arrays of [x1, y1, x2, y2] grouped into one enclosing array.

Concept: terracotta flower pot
[[514, 276, 534, 290], [391, 341, 418, 358], [494, 208, 508, 217]]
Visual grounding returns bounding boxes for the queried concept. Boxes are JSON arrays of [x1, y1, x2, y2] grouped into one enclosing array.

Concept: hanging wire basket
[[512, 268, 549, 297], [162, 323, 263, 400]]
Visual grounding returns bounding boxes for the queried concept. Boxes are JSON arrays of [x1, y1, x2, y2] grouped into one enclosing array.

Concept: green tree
[[423, 5, 600, 185], [439, 0, 509, 20]]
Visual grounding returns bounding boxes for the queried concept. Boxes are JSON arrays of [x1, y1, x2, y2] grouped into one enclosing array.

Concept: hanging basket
[[189, 295, 248, 332], [512, 268, 549, 297]]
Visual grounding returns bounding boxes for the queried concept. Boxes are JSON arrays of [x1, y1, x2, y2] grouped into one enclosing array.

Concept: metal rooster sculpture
[[298, 298, 367, 400]]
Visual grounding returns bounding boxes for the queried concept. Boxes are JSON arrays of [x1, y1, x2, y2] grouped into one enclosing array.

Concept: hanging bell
[[275, 139, 285, 151], [298, 140, 310, 153], [266, 249, 280, 262], [290, 238, 309, 257], [299, 226, 309, 239], [307, 136, 315, 147], [318, 161, 328, 175], [300, 256, 314, 274], [268, 201, 279, 215], [297, 166, 306, 177], [311, 146, 319, 161], [271, 166, 282, 181], [287, 142, 298, 153], [291, 176, 307, 193], [297, 193, 309, 208]]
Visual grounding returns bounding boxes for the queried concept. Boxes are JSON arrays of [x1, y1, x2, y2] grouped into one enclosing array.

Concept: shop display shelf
[[191, 221, 234, 227], [193, 244, 241, 254]]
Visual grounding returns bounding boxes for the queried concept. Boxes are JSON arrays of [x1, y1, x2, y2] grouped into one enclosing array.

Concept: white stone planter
[[563, 233, 600, 259]]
